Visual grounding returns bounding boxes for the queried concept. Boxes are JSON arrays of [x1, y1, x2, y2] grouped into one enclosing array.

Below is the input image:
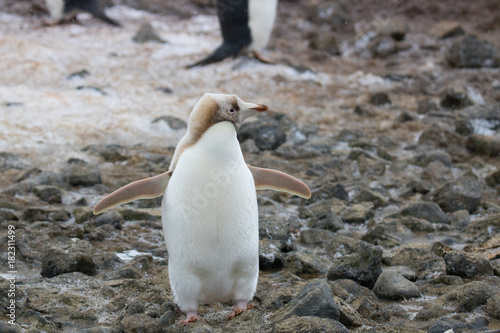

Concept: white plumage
[[248, 0, 278, 51], [163, 122, 259, 312]]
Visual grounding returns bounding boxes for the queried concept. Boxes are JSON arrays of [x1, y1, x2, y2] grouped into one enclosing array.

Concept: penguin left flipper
[[93, 171, 172, 214], [248, 165, 311, 199]]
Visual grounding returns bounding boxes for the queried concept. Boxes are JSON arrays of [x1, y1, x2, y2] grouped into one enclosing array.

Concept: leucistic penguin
[[93, 93, 310, 324], [187, 0, 278, 68], [44, 0, 120, 26]]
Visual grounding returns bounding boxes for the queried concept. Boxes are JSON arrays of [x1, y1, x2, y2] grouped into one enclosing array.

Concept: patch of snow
[[471, 118, 500, 136]]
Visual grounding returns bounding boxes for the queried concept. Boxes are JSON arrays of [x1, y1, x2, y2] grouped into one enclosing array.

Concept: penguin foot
[[180, 313, 201, 325], [227, 301, 253, 319], [252, 51, 273, 64]]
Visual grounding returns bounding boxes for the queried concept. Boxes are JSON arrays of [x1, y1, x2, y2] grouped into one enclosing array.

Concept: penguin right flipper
[[93, 171, 172, 214], [248, 166, 311, 199]]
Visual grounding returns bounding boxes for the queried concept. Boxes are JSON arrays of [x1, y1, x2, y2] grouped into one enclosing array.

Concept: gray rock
[[427, 21, 465, 39], [284, 251, 332, 276], [340, 202, 374, 224], [0, 151, 30, 170], [369, 92, 391, 106], [306, 2, 349, 26], [121, 209, 159, 222], [309, 31, 341, 55], [151, 115, 187, 130], [388, 266, 417, 281], [124, 301, 146, 315], [385, 243, 447, 280], [299, 228, 336, 246], [299, 200, 344, 232], [41, 238, 97, 278], [486, 291, 500, 320], [412, 151, 452, 167], [159, 310, 176, 326], [333, 296, 365, 327], [352, 187, 389, 208], [445, 281, 494, 311], [76, 327, 119, 333], [417, 124, 468, 162], [93, 251, 123, 269], [430, 175, 486, 213], [373, 270, 421, 300], [400, 216, 441, 233], [379, 16, 408, 41], [94, 211, 123, 229], [0, 209, 18, 221], [328, 279, 380, 321], [440, 85, 473, 110], [103, 267, 142, 280], [466, 134, 500, 157], [120, 313, 161, 333], [362, 218, 414, 247], [274, 144, 321, 160], [417, 98, 438, 114], [22, 208, 71, 222], [68, 165, 102, 187], [259, 238, 285, 270], [455, 117, 474, 135], [34, 185, 62, 204], [422, 161, 454, 188], [73, 207, 94, 224], [238, 113, 289, 151], [444, 251, 493, 278], [416, 281, 495, 321], [400, 202, 449, 224], [259, 216, 291, 243], [430, 275, 464, 285], [428, 318, 467, 333], [485, 170, 500, 189], [310, 183, 349, 202], [132, 23, 167, 44], [272, 280, 340, 322], [327, 238, 383, 288], [0, 321, 23, 332], [447, 34, 500, 68], [82, 145, 129, 163], [266, 315, 348, 333]]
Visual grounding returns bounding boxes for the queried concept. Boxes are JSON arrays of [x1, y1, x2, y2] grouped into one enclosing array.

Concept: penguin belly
[[248, 0, 278, 51], [162, 123, 259, 312]]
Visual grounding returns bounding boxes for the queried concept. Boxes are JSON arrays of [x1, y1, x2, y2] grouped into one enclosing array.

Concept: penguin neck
[[191, 122, 240, 158], [169, 122, 240, 172]]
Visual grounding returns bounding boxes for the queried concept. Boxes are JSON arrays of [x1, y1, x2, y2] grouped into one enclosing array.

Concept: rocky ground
[[1, 0, 500, 332]]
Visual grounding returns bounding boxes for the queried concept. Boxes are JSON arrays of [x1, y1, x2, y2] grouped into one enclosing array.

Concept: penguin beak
[[238, 102, 268, 124], [250, 104, 268, 112]]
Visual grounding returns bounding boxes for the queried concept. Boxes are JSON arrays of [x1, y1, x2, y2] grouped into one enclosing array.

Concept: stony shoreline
[[1, 0, 500, 332]]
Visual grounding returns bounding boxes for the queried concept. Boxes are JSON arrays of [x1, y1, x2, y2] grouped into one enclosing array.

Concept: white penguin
[[44, 0, 120, 26], [93, 93, 311, 324], [187, 0, 278, 68]]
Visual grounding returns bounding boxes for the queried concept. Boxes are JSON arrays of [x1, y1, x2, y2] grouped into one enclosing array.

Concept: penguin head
[[188, 93, 268, 134]]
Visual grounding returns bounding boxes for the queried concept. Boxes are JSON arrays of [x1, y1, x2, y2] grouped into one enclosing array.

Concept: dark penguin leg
[[65, 0, 121, 27], [187, 0, 251, 68]]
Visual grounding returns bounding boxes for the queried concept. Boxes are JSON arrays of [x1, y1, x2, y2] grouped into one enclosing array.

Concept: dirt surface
[[1, 0, 500, 332]]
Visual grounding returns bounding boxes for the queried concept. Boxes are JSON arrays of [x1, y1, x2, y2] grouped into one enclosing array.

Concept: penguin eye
[[228, 108, 236, 114]]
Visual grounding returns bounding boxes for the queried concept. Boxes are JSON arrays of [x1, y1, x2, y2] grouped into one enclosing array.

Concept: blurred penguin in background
[[188, 0, 278, 68], [44, 0, 120, 26]]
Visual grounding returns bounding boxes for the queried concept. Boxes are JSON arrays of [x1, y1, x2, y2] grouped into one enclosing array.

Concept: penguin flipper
[[248, 165, 311, 199], [186, 42, 244, 68], [93, 171, 172, 214]]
